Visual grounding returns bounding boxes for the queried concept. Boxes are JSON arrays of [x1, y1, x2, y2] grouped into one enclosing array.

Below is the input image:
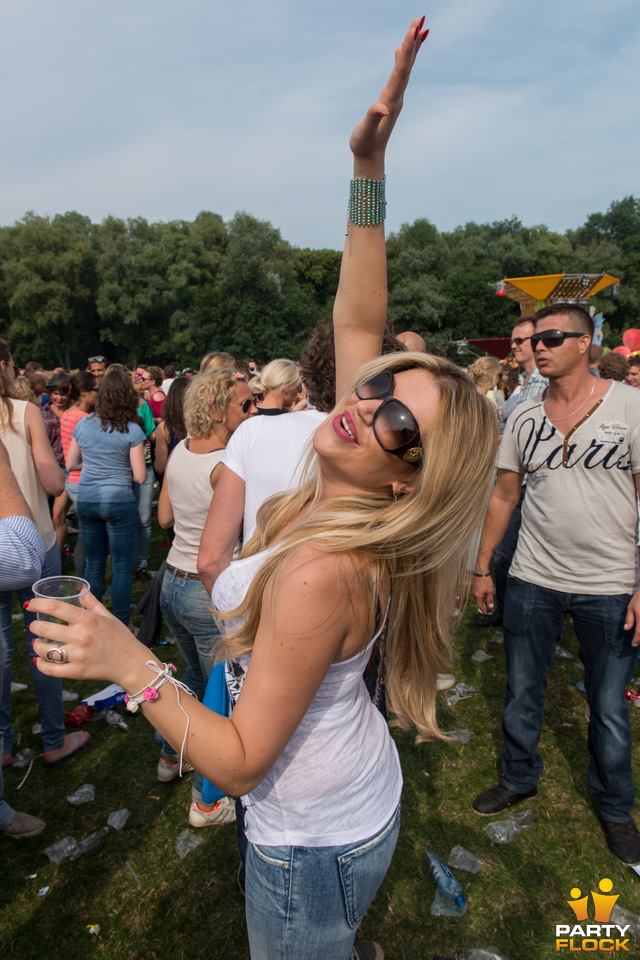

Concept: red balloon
[[622, 328, 640, 351], [613, 345, 631, 357]]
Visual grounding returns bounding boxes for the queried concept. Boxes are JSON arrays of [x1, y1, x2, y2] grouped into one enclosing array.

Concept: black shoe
[[135, 568, 155, 583], [472, 782, 537, 816], [603, 819, 640, 865], [476, 609, 503, 628]]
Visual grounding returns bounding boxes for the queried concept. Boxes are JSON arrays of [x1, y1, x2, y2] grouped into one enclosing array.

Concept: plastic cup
[[32, 576, 90, 625]]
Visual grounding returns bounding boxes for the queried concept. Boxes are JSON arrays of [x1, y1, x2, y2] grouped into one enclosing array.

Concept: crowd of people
[[1, 18, 640, 960]]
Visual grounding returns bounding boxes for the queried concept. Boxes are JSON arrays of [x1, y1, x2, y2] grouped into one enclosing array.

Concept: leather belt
[[166, 563, 201, 582]]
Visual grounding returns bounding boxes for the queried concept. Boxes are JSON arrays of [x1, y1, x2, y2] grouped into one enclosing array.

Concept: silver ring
[[45, 647, 68, 664]]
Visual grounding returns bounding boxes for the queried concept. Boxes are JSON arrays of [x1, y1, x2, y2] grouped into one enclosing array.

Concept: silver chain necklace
[[544, 377, 596, 423]]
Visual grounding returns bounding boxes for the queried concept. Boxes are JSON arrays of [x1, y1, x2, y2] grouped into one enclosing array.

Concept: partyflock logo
[[555, 878, 632, 951]]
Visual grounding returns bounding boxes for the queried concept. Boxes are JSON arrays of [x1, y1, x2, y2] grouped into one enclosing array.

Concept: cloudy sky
[[1, 1, 638, 250]]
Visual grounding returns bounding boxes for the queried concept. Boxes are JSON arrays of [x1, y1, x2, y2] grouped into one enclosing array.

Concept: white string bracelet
[[124, 661, 197, 776]]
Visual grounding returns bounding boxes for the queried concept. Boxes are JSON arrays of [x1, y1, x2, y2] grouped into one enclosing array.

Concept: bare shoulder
[[278, 543, 347, 594]]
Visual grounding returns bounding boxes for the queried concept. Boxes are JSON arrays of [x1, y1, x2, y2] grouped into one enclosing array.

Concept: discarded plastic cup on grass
[[175, 829, 205, 860], [489, 631, 504, 644], [445, 689, 460, 707], [62, 689, 79, 701], [42, 836, 79, 864], [13, 748, 37, 768], [107, 808, 131, 831], [425, 850, 467, 916], [454, 682, 476, 698], [467, 950, 510, 960], [471, 650, 493, 662], [68, 826, 109, 861], [485, 809, 533, 844], [610, 903, 640, 939], [67, 784, 95, 805], [448, 729, 472, 744], [448, 845, 482, 874], [555, 644, 573, 659]]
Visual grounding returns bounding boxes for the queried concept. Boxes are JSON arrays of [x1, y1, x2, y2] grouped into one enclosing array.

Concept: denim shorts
[[245, 803, 400, 959]]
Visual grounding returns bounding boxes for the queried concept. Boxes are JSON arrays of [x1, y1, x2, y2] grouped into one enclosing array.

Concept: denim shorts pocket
[[503, 575, 537, 636], [337, 805, 400, 929]]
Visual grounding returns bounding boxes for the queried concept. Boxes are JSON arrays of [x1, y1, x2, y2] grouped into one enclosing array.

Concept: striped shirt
[[0, 516, 45, 590]]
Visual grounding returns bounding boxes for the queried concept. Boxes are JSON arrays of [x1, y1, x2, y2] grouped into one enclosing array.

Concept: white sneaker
[[189, 797, 236, 827], [157, 755, 195, 782]]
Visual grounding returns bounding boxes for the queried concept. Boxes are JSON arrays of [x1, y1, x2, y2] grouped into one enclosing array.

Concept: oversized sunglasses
[[531, 330, 584, 349], [355, 370, 423, 466], [240, 397, 259, 413]]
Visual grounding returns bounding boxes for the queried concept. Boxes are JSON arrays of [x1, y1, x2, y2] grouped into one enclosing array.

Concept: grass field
[[2, 522, 640, 959]]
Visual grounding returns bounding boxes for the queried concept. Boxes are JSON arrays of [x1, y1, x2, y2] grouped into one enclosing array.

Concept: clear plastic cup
[[32, 576, 90, 625]]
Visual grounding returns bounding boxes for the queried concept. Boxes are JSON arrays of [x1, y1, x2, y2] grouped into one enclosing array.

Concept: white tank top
[[1, 400, 56, 552], [166, 440, 225, 574], [212, 548, 402, 847]]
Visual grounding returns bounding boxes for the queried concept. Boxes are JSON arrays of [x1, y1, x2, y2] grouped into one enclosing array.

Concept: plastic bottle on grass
[[424, 850, 466, 915]]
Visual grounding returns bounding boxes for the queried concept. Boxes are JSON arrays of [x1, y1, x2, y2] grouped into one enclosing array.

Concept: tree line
[[1, 196, 638, 370]]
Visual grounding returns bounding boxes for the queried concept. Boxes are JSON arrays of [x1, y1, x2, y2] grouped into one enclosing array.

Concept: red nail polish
[[23, 600, 31, 610], [32, 657, 38, 665], [420, 29, 430, 45], [419, 15, 425, 30], [376, 111, 387, 117], [414, 24, 420, 40]]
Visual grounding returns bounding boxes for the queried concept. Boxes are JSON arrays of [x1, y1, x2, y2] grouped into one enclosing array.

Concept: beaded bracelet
[[124, 661, 197, 776], [347, 176, 386, 233]]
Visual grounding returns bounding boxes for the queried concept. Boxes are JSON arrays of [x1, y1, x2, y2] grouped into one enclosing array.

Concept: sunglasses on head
[[355, 370, 423, 466], [88, 356, 107, 363], [531, 330, 584, 349]]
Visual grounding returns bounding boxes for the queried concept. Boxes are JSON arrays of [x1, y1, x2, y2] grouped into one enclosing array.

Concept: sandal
[[44, 732, 92, 769]]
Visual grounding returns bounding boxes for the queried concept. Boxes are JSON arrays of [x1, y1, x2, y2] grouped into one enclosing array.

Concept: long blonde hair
[[215, 352, 498, 742]]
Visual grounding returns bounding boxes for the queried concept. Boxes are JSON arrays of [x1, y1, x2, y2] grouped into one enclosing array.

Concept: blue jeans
[[0, 627, 15, 829], [245, 804, 400, 960], [133, 465, 155, 572], [501, 576, 637, 821], [159, 568, 220, 796], [77, 500, 137, 624], [0, 543, 65, 754]]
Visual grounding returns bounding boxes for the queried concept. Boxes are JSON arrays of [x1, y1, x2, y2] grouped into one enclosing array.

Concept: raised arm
[[334, 17, 428, 398]]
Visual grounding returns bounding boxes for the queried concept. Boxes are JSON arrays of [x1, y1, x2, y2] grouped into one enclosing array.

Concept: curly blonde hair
[[183, 367, 240, 438]]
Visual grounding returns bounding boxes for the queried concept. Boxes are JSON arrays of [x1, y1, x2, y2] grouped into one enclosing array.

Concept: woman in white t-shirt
[[30, 23, 497, 958]]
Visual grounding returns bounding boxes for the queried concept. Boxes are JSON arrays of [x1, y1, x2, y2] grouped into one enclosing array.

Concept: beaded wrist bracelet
[[347, 176, 386, 233], [124, 660, 197, 776]]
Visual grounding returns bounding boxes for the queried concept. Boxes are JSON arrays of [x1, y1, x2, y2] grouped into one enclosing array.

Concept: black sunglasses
[[531, 330, 584, 349], [240, 397, 258, 414], [510, 336, 531, 347], [355, 370, 423, 466]]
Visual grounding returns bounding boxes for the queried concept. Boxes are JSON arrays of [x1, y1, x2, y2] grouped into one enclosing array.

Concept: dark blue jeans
[[501, 576, 637, 822], [77, 500, 137, 624]]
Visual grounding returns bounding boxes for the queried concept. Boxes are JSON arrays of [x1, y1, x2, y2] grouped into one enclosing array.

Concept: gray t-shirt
[[499, 382, 640, 594]]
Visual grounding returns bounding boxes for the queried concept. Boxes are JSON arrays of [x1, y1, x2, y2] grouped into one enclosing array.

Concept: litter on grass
[[489, 631, 504, 644], [107, 808, 131, 831], [10, 681, 27, 692], [32, 723, 42, 735], [68, 826, 109, 861], [42, 837, 78, 864], [610, 903, 640, 938], [555, 644, 573, 659], [445, 689, 460, 707], [62, 690, 79, 701], [485, 809, 533, 844], [448, 845, 483, 873], [467, 950, 510, 960], [13, 748, 37, 768], [12, 613, 23, 621], [67, 784, 95, 805], [37, 887, 50, 897], [572, 680, 587, 693], [431, 886, 467, 917], [86, 926, 101, 936], [175, 829, 205, 859], [471, 650, 493, 662], [448, 729, 472, 744], [126, 861, 142, 888]]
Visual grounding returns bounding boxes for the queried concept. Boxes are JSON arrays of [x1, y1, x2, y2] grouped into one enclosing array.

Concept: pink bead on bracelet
[[124, 661, 177, 713]]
